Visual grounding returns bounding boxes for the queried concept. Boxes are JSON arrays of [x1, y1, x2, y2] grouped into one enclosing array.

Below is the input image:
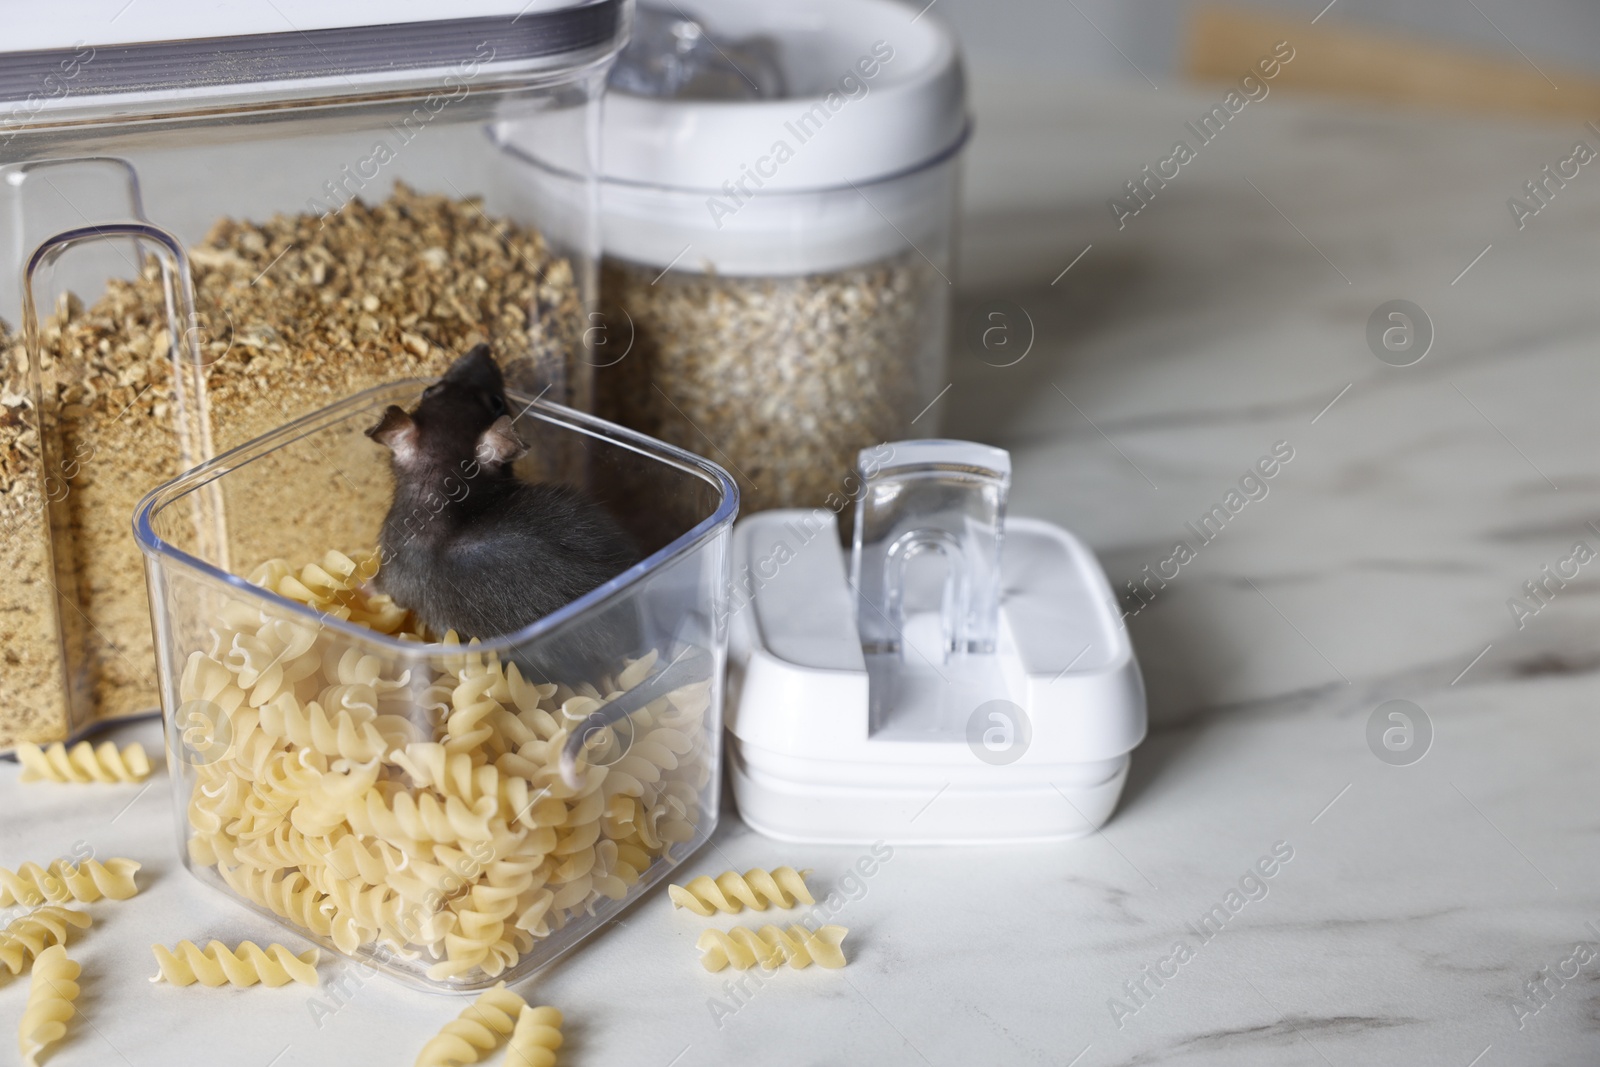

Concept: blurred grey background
[[939, 0, 1600, 86]]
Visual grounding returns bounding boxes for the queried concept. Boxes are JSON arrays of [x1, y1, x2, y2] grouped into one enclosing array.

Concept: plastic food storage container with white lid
[[0, 1, 626, 752], [505, 0, 969, 513], [726, 440, 1147, 844], [136, 378, 737, 992]]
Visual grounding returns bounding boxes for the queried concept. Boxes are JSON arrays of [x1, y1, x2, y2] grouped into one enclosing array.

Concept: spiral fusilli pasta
[[0, 908, 91, 977], [16, 741, 153, 784], [19, 945, 79, 1067], [0, 858, 141, 906], [256, 692, 405, 764], [668, 867, 814, 915], [696, 924, 849, 972], [173, 548, 715, 985], [414, 982, 525, 1067], [217, 865, 335, 939], [150, 940, 320, 987], [505, 1005, 563, 1067]]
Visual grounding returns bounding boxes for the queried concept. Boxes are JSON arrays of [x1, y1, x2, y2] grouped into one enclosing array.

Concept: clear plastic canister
[[0, 3, 627, 749], [511, 0, 969, 514], [136, 380, 736, 991]]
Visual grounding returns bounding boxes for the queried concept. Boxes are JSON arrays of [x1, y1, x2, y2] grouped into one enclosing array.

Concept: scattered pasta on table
[[18, 945, 79, 1067], [696, 924, 849, 972], [413, 981, 527, 1067], [0, 858, 142, 906], [506, 1005, 564, 1067], [0, 908, 91, 978], [668, 866, 814, 915], [150, 940, 321, 987], [16, 740, 153, 784]]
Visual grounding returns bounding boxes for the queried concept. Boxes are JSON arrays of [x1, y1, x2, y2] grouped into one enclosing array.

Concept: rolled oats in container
[[511, 0, 968, 513]]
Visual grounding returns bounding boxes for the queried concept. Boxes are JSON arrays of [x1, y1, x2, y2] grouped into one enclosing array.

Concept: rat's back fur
[[368, 345, 640, 649]]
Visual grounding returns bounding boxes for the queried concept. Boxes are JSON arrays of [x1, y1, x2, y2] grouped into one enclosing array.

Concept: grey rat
[[366, 344, 639, 644], [368, 345, 713, 786]]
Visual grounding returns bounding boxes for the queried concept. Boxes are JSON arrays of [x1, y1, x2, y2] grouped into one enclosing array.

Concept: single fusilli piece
[[414, 982, 526, 1067], [0, 908, 92, 977], [150, 940, 320, 987], [0, 859, 141, 906], [19, 945, 79, 1067], [16, 741, 153, 784], [668, 867, 814, 916], [696, 924, 849, 972], [505, 1005, 563, 1067], [256, 692, 400, 764], [215, 866, 334, 939]]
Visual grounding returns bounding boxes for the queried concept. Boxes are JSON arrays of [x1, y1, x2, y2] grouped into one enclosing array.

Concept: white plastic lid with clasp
[[724, 441, 1148, 845]]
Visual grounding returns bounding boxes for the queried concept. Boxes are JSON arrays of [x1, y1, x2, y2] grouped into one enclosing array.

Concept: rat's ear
[[366, 405, 419, 464], [474, 414, 527, 467]]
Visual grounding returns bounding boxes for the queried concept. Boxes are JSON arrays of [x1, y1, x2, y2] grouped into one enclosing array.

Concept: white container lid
[[500, 0, 968, 274], [600, 0, 967, 193]]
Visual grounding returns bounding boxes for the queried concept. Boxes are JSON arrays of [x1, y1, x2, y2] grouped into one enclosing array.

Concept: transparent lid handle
[[849, 440, 1010, 664]]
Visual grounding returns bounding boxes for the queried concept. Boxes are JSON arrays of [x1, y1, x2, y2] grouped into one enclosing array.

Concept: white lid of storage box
[[599, 0, 967, 193], [0, 0, 626, 125], [499, 0, 968, 274]]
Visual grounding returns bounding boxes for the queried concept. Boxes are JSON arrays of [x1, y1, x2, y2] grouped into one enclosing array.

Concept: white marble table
[[8, 76, 1600, 1066]]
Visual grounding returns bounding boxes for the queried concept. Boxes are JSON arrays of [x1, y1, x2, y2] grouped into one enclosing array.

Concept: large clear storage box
[[0, 1, 627, 749]]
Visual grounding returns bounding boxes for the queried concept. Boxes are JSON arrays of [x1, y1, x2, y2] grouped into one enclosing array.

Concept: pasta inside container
[[135, 381, 736, 992]]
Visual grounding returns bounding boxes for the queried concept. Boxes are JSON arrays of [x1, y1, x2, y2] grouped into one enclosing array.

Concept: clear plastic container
[[0, 3, 626, 750], [134, 379, 736, 992], [507, 0, 968, 514]]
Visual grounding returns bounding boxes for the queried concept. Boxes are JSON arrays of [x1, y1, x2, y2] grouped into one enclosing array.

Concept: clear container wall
[[0, 46, 613, 748], [136, 382, 734, 992], [595, 156, 960, 515]]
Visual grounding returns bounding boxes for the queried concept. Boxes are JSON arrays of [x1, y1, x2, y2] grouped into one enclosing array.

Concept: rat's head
[[365, 344, 527, 476]]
